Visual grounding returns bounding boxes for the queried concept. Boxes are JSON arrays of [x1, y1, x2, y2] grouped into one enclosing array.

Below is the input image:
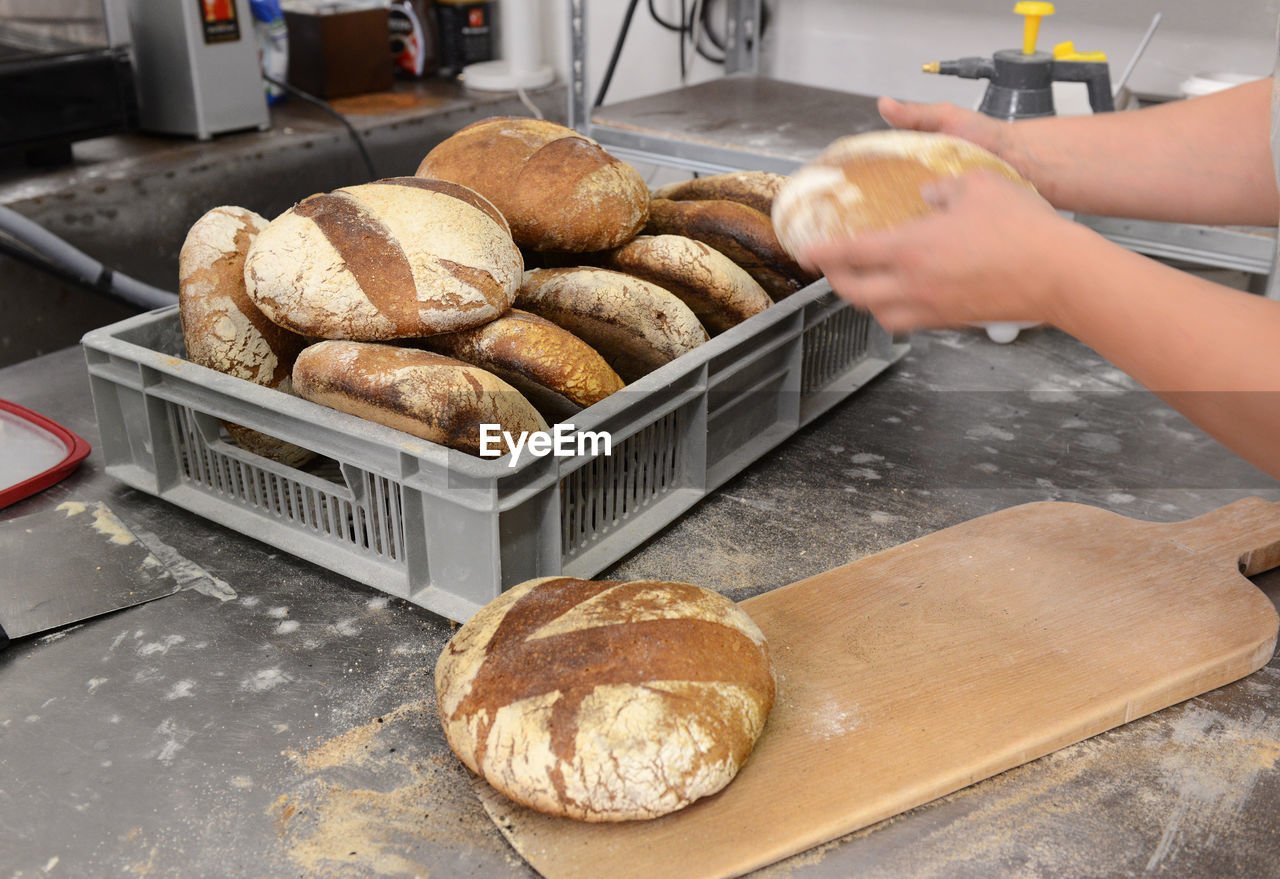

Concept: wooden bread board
[[477, 499, 1280, 879]]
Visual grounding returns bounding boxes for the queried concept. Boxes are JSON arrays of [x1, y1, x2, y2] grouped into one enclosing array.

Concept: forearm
[[1050, 225, 1280, 476], [1004, 79, 1279, 225]]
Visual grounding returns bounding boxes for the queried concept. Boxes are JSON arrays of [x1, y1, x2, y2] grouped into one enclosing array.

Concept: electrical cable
[[678, 0, 687, 81], [595, 0, 643, 108], [262, 73, 377, 182]]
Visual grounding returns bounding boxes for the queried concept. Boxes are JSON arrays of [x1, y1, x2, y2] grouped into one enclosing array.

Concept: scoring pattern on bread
[[435, 576, 776, 821], [244, 177, 522, 340]]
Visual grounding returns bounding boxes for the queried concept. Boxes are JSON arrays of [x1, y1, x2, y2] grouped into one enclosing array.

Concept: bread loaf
[[772, 130, 1038, 258], [419, 309, 624, 423], [292, 341, 547, 457], [244, 177, 522, 340], [601, 234, 772, 335], [644, 198, 818, 301], [415, 117, 649, 252], [516, 268, 708, 382], [435, 577, 776, 821], [652, 170, 788, 216], [178, 205, 314, 468]]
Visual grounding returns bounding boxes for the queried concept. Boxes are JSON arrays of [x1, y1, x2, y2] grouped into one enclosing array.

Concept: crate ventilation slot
[[801, 307, 872, 394]]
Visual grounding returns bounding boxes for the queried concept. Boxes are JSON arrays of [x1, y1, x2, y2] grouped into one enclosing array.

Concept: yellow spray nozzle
[[1053, 40, 1107, 62], [1014, 1, 1055, 54]]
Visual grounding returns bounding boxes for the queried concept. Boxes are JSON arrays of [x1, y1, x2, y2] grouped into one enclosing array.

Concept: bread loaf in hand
[[600, 234, 772, 335], [645, 198, 818, 301], [244, 177, 521, 340], [416, 117, 649, 252], [435, 576, 776, 822], [516, 267, 708, 382], [652, 170, 789, 216], [179, 205, 314, 467], [419, 309, 624, 423], [292, 341, 547, 457]]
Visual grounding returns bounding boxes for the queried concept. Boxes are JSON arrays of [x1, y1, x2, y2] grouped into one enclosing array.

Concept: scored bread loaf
[[771, 130, 1038, 258], [600, 234, 772, 335], [516, 267, 708, 382], [652, 170, 789, 216], [244, 177, 522, 340], [415, 117, 649, 252], [292, 341, 547, 457], [644, 198, 818, 301], [178, 205, 314, 468], [435, 576, 776, 822], [418, 309, 625, 423]]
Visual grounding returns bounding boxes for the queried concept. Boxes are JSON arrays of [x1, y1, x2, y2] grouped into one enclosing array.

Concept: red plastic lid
[[0, 399, 92, 510]]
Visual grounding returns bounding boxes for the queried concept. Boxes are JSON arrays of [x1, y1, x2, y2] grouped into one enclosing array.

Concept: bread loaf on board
[[771, 130, 1038, 258], [415, 117, 649, 252], [419, 309, 624, 423], [244, 177, 522, 340], [644, 198, 818, 301], [435, 577, 776, 821], [516, 267, 708, 382], [178, 205, 314, 467], [600, 234, 772, 335], [652, 170, 789, 216], [292, 341, 547, 457]]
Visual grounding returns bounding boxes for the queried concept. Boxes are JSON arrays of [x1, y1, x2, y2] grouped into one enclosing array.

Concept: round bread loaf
[[178, 205, 314, 468], [601, 234, 772, 335], [771, 130, 1037, 258], [516, 268, 708, 382], [419, 309, 624, 423], [244, 177, 522, 340], [292, 341, 547, 457], [415, 117, 649, 252], [435, 576, 776, 822], [652, 170, 789, 216], [644, 198, 818, 301]]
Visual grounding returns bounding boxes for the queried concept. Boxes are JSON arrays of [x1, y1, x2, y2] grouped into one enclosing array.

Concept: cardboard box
[[284, 6, 393, 99]]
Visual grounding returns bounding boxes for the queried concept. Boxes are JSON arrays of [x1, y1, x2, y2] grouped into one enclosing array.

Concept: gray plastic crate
[[82, 280, 907, 621]]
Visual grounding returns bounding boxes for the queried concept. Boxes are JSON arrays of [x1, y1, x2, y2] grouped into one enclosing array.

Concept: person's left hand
[[798, 169, 1081, 334]]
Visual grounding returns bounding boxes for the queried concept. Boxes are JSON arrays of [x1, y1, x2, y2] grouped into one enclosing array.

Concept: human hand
[[799, 170, 1081, 335], [878, 96, 1018, 172]]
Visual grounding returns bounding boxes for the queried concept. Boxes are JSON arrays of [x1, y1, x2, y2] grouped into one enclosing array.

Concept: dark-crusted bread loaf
[[178, 205, 314, 467], [292, 341, 547, 457], [772, 130, 1038, 258], [516, 267, 708, 382], [435, 577, 776, 822], [415, 117, 649, 253], [600, 234, 772, 335], [418, 309, 624, 423], [244, 177, 522, 340], [652, 170, 789, 216], [644, 198, 819, 301]]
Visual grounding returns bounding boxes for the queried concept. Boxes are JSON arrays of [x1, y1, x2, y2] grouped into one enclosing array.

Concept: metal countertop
[[3, 323, 1279, 879]]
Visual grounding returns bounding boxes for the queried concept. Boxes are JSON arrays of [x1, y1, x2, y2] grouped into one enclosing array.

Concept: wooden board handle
[[1165, 497, 1280, 576]]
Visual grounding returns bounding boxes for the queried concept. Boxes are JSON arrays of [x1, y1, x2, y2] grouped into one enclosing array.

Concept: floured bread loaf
[[516, 267, 708, 382], [419, 309, 625, 422], [601, 235, 771, 335], [644, 198, 818, 301], [435, 577, 776, 821], [244, 177, 521, 340], [179, 205, 314, 467], [292, 341, 547, 457], [772, 130, 1037, 258], [653, 170, 789, 216], [415, 117, 649, 252]]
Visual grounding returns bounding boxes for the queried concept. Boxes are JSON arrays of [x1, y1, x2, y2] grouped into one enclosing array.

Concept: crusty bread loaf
[[415, 117, 649, 252], [244, 177, 522, 340], [292, 341, 547, 457], [435, 576, 776, 821], [418, 309, 625, 422], [601, 234, 772, 335], [644, 198, 818, 301], [516, 268, 708, 382], [772, 130, 1038, 258], [179, 205, 314, 468], [652, 170, 788, 216]]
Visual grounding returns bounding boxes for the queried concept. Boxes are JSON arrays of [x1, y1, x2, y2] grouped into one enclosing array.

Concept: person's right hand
[[878, 96, 1019, 172]]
